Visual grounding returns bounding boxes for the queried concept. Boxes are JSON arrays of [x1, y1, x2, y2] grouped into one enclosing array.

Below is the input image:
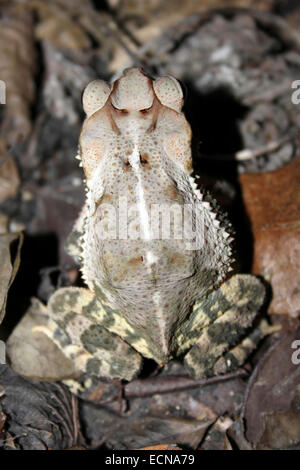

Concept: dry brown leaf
[[31, 0, 123, 68], [107, 0, 277, 72], [144, 392, 216, 449], [31, 1, 278, 74], [0, 366, 82, 449], [201, 416, 233, 450], [7, 297, 80, 381], [107, 415, 214, 449], [0, 3, 36, 145], [0, 232, 23, 325], [242, 328, 300, 449], [108, 0, 275, 20], [81, 385, 216, 448], [31, 0, 91, 50], [0, 156, 19, 202], [240, 150, 300, 317], [0, 215, 9, 235]]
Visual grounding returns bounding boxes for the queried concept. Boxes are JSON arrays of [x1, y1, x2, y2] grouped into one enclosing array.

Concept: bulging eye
[[82, 80, 111, 117], [153, 75, 183, 112]]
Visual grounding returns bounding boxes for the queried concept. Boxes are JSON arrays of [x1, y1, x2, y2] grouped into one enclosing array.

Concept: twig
[[199, 129, 299, 162], [123, 368, 248, 400], [77, 7, 157, 76]]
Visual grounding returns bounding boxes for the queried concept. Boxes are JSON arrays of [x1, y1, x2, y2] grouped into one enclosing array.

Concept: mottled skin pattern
[[40, 68, 271, 382]]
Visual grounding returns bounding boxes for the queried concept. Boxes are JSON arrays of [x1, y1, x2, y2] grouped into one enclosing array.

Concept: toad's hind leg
[[181, 275, 270, 379], [211, 319, 278, 376], [38, 287, 142, 381]]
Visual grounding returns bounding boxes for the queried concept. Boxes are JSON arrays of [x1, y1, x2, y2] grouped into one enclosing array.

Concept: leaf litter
[[0, 1, 300, 450]]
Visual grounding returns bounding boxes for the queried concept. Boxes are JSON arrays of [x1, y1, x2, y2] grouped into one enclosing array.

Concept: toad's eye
[[82, 79, 111, 117], [139, 107, 152, 115], [153, 75, 183, 112]]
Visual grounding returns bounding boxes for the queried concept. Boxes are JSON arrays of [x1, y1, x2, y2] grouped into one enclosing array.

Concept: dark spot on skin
[[185, 350, 218, 378], [54, 312, 77, 334], [169, 253, 185, 265], [237, 277, 262, 302], [122, 159, 131, 170], [53, 327, 71, 347], [129, 256, 144, 268], [82, 296, 101, 320], [81, 324, 116, 354], [176, 327, 204, 346], [86, 357, 101, 375], [208, 321, 245, 346], [108, 347, 141, 378], [51, 291, 80, 314], [63, 311, 77, 326], [83, 293, 116, 332], [247, 324, 265, 345], [187, 283, 231, 327]]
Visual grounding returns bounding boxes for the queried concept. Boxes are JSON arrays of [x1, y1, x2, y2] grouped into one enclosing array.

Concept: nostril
[[121, 158, 131, 169], [140, 154, 148, 166]]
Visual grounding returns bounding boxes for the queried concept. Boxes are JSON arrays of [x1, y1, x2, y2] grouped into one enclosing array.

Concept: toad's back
[[77, 68, 233, 361]]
